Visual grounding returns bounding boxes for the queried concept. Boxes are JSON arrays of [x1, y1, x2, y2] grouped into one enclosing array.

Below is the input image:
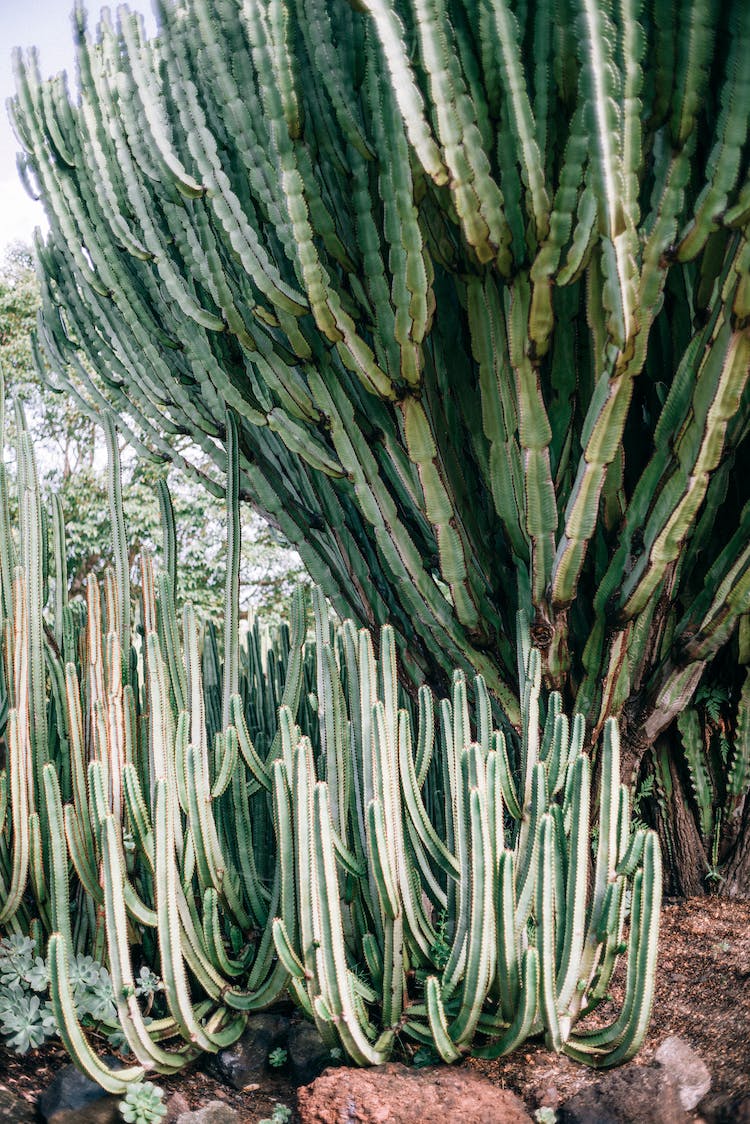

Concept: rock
[[176, 1102, 239, 1124], [165, 1091, 191, 1122], [297, 1061, 532, 1123], [655, 1036, 712, 1111], [559, 1066, 686, 1124], [206, 1012, 290, 1090], [38, 1062, 122, 1124], [287, 1020, 332, 1085], [534, 1085, 562, 1110], [733, 1095, 750, 1123], [0, 1088, 36, 1122]]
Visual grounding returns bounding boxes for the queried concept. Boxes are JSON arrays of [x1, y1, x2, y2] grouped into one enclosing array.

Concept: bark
[[654, 748, 707, 898], [721, 794, 750, 898]]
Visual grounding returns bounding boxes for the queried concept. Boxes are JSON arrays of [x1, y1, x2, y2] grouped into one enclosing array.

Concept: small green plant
[[0, 936, 56, 1053], [268, 1046, 288, 1068], [259, 1104, 292, 1124], [119, 1081, 167, 1124], [428, 911, 450, 973], [0, 937, 164, 1057], [411, 1045, 439, 1068], [535, 1109, 557, 1124], [0, 987, 56, 1054]]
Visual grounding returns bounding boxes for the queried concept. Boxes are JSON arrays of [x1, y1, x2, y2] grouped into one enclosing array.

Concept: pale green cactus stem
[[0, 372, 663, 1072]]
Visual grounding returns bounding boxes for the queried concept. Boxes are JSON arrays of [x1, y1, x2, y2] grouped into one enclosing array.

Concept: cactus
[[0, 381, 660, 1078], [9, 0, 750, 893]]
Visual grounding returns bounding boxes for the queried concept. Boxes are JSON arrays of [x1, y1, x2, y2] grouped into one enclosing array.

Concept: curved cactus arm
[[156, 572, 187, 714], [48, 932, 145, 1092], [585, 875, 627, 1010], [0, 712, 30, 925], [229, 766, 271, 926], [202, 888, 246, 978], [484, 749, 504, 875], [0, 771, 7, 839], [514, 763, 547, 934], [272, 916, 308, 980], [154, 777, 223, 1052], [618, 329, 750, 619], [398, 704, 458, 878], [728, 668, 750, 798], [359, 0, 446, 184], [123, 762, 155, 870], [677, 707, 714, 838], [370, 698, 435, 962], [544, 712, 570, 797], [473, 947, 540, 1059], [0, 413, 17, 623], [266, 584, 308, 759], [494, 849, 520, 1023], [230, 695, 271, 789], [556, 754, 591, 1013], [313, 782, 392, 1064], [536, 813, 562, 1051], [101, 812, 194, 1070], [467, 275, 527, 558], [677, 4, 750, 260], [565, 832, 661, 1065], [587, 721, 621, 941], [425, 975, 461, 1062], [366, 798, 400, 921], [28, 812, 50, 932], [42, 765, 73, 948], [492, 730, 522, 821], [50, 493, 68, 650], [211, 726, 238, 799], [184, 742, 250, 929], [156, 478, 178, 604], [484, 0, 550, 243], [449, 786, 496, 1046]]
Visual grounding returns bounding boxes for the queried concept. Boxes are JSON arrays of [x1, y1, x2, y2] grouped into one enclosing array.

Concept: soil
[[468, 897, 750, 1117], [0, 898, 747, 1123]]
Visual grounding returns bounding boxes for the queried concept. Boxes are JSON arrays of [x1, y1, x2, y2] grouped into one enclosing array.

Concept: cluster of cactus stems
[[0, 383, 661, 1087], [9, 0, 750, 804]]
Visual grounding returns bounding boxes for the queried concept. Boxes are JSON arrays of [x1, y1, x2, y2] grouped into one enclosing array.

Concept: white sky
[[0, 0, 155, 255]]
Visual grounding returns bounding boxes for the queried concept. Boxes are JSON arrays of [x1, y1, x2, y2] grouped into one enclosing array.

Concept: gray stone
[[176, 1101, 239, 1124], [206, 1012, 290, 1090], [655, 1036, 712, 1111], [38, 1062, 122, 1124], [287, 1020, 332, 1086], [559, 1066, 687, 1124], [0, 1088, 36, 1123]]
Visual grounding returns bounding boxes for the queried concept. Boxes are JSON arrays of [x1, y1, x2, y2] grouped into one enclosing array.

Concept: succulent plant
[[0, 380, 662, 1081], [119, 1082, 167, 1124]]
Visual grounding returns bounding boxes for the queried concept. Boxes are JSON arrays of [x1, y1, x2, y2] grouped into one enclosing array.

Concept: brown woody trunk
[[722, 794, 750, 898]]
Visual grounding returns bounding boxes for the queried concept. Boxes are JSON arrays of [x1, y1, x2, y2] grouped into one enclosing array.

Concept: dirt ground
[[0, 898, 748, 1123], [468, 897, 750, 1117]]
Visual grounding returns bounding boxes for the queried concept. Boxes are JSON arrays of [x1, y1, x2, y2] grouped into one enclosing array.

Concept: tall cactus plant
[[0, 382, 661, 1081], [11, 0, 750, 891]]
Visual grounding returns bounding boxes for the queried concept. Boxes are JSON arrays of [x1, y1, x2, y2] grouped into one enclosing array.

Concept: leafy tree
[[0, 248, 306, 618], [11, 2, 750, 893]]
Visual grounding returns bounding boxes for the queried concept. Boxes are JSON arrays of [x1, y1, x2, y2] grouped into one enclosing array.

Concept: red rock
[[297, 1062, 532, 1123]]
